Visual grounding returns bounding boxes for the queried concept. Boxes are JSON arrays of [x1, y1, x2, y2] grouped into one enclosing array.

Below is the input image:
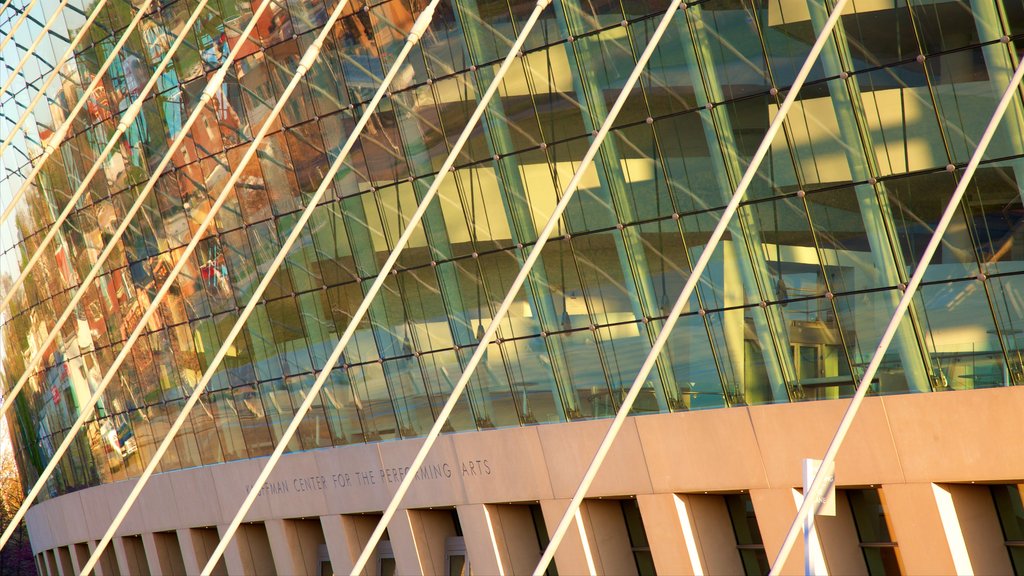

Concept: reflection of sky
[[0, 0, 78, 282]]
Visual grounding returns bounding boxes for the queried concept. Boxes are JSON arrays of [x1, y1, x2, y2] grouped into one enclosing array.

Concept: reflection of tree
[[0, 419, 35, 575]]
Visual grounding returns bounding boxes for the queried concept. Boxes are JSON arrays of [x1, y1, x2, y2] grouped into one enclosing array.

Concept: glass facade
[[2, 0, 1024, 500]]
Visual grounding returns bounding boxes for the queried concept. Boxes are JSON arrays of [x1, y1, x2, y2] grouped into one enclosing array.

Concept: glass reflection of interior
[[2, 0, 1024, 498]]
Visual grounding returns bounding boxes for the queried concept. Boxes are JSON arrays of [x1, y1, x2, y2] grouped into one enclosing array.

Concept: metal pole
[[769, 49, 1024, 576]]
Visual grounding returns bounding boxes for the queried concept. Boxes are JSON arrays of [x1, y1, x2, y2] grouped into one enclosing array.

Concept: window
[[377, 531, 395, 576], [724, 493, 770, 576], [445, 537, 468, 576], [529, 504, 558, 576], [848, 489, 903, 575], [446, 509, 469, 576], [991, 484, 1024, 574], [317, 543, 333, 576], [619, 499, 655, 575]]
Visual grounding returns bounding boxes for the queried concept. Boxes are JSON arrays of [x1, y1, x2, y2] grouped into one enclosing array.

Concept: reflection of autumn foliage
[[0, 420, 35, 575]]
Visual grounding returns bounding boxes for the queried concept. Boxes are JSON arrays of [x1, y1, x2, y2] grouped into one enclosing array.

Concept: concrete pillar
[[935, 483, 1013, 575], [55, 546, 75, 576], [636, 493, 703, 575], [218, 524, 275, 576], [265, 519, 305, 575], [70, 542, 89, 575], [584, 499, 638, 576], [881, 483, 957, 574], [142, 531, 188, 576], [485, 504, 546, 575], [538, 498, 636, 575], [456, 504, 505, 575], [179, 527, 228, 576], [112, 536, 150, 576], [140, 533, 167, 576], [217, 529, 250, 576], [750, 488, 820, 575], [87, 539, 121, 576], [44, 549, 59, 576], [538, 499, 597, 575], [686, 494, 747, 575], [815, 489, 868, 575], [321, 514, 380, 575], [384, 509, 423, 575], [176, 528, 204, 576], [386, 508, 458, 575]]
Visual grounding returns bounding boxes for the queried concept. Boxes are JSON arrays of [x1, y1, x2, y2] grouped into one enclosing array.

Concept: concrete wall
[[25, 387, 1024, 575]]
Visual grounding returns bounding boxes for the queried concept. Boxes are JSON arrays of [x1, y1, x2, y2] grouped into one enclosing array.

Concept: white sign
[[803, 458, 836, 517]]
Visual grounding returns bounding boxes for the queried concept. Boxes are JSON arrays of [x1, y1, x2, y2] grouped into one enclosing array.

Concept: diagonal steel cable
[[531, 0, 851, 572], [0, 0, 109, 173], [77, 0, 401, 567], [347, 1, 690, 573], [0, 0, 156, 229], [196, 2, 555, 573], [769, 47, 1024, 576], [0, 0, 282, 551]]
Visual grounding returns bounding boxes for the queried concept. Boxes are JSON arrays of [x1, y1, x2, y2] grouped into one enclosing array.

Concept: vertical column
[[140, 533, 166, 576], [814, 490, 868, 575], [44, 549, 59, 576], [684, 4, 798, 402], [55, 546, 75, 576], [217, 524, 262, 576], [805, 0, 933, 393], [112, 536, 150, 576], [932, 484, 975, 575], [939, 483, 1013, 575], [486, 504, 548, 574], [880, 483, 957, 574], [453, 0, 587, 417], [456, 504, 505, 575], [87, 539, 121, 576], [552, 1, 680, 410], [749, 488, 823, 575], [70, 542, 89, 575], [582, 499, 638, 575], [538, 499, 597, 575], [539, 498, 637, 574], [685, 494, 747, 575], [321, 514, 381, 575], [636, 493, 703, 575], [217, 532, 250, 576], [176, 528, 204, 576], [263, 519, 305, 576], [385, 508, 458, 575]]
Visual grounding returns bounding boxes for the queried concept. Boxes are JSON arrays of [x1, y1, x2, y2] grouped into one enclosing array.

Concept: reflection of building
[[7, 1, 1024, 574]]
